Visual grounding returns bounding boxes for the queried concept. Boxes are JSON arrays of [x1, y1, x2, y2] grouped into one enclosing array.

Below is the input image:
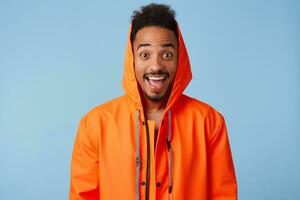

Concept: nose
[[149, 54, 163, 72]]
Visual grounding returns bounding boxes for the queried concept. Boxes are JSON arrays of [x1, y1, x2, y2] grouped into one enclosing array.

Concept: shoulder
[[176, 94, 224, 120], [82, 95, 129, 122]]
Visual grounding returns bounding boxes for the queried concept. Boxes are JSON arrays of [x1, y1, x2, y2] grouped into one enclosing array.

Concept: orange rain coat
[[70, 25, 237, 200]]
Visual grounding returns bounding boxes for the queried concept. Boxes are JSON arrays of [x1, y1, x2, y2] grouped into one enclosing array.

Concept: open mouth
[[144, 74, 169, 91]]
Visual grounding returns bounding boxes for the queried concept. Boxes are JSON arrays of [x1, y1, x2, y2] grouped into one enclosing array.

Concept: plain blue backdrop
[[1, 0, 299, 199]]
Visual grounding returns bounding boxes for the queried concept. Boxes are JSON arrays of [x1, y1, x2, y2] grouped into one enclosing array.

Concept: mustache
[[143, 70, 170, 78]]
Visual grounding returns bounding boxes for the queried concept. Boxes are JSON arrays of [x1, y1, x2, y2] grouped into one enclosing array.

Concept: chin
[[145, 92, 166, 102]]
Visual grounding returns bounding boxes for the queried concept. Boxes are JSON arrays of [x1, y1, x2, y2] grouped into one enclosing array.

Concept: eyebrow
[[137, 42, 176, 51], [137, 43, 150, 51], [161, 43, 176, 49]]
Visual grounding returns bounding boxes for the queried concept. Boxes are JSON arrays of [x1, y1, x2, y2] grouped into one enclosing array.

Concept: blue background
[[1, 0, 299, 199]]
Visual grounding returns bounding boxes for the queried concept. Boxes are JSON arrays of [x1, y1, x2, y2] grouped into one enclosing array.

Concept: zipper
[[145, 120, 151, 200]]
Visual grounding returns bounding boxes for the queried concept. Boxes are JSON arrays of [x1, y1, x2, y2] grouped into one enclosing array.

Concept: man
[[70, 3, 237, 200]]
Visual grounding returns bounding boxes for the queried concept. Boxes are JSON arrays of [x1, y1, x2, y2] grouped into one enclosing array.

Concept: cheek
[[169, 61, 178, 76], [134, 59, 147, 75], [134, 64, 144, 81]]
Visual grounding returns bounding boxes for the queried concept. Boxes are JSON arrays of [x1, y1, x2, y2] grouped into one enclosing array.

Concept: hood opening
[[122, 24, 192, 113]]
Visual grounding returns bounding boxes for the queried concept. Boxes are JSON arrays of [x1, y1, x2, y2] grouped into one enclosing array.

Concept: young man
[[70, 3, 237, 200]]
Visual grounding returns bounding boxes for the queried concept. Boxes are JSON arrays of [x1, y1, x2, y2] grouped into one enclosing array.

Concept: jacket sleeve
[[205, 109, 238, 200], [69, 114, 100, 200]]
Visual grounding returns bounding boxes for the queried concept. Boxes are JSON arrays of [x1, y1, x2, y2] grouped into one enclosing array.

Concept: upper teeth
[[147, 76, 166, 81]]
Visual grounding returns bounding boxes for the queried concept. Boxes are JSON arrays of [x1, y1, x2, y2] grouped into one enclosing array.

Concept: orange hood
[[122, 25, 192, 113]]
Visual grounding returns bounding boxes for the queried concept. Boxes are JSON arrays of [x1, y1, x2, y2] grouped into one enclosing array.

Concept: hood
[[122, 24, 192, 113]]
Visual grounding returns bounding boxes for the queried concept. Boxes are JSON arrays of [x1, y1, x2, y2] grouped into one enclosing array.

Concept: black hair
[[130, 3, 178, 42]]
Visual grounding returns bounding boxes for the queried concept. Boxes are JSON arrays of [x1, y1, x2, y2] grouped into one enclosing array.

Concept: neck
[[142, 96, 166, 130], [143, 98, 166, 114]]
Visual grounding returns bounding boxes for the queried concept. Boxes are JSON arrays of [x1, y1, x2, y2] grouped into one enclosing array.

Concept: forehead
[[133, 26, 178, 48]]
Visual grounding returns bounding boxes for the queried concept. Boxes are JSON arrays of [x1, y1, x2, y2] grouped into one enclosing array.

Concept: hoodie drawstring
[[136, 110, 141, 200], [135, 110, 173, 200], [167, 110, 173, 193]]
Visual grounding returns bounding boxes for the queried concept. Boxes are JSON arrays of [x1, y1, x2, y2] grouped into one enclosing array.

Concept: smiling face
[[133, 26, 178, 103]]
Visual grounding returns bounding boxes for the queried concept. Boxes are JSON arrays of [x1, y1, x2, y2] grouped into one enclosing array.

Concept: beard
[[144, 91, 165, 102], [143, 83, 173, 103]]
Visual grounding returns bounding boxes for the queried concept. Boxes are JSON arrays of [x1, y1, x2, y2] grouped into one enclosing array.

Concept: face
[[133, 26, 178, 103]]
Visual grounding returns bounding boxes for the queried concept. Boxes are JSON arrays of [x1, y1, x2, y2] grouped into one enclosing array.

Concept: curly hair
[[130, 3, 178, 42]]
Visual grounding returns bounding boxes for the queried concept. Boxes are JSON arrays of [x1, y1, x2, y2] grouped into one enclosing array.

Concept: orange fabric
[[69, 25, 237, 200]]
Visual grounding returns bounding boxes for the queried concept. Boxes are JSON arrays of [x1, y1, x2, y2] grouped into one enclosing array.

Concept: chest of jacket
[[96, 96, 210, 200]]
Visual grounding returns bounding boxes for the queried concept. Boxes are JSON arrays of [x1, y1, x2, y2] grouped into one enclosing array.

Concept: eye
[[139, 52, 149, 60], [163, 52, 173, 60]]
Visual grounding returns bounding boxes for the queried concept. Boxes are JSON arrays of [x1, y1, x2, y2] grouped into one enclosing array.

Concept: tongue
[[148, 79, 164, 90]]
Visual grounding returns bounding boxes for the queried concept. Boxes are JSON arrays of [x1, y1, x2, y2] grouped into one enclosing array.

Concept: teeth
[[147, 76, 166, 81]]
